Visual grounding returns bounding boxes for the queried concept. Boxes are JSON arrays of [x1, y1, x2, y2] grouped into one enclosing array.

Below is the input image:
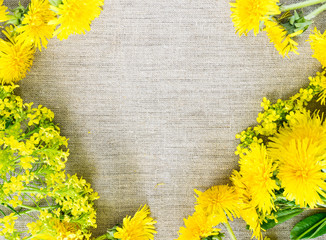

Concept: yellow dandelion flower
[[231, 171, 263, 240], [194, 185, 240, 222], [230, 0, 280, 36], [176, 212, 221, 240], [264, 20, 302, 57], [0, 27, 35, 84], [308, 28, 326, 67], [17, 0, 56, 51], [238, 143, 278, 215], [114, 205, 156, 240], [27, 216, 86, 240], [0, 0, 9, 23], [309, 70, 326, 104], [50, 0, 104, 40], [269, 111, 326, 207]]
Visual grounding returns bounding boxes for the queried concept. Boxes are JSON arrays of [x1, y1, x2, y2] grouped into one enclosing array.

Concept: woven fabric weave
[[5, 0, 326, 239]]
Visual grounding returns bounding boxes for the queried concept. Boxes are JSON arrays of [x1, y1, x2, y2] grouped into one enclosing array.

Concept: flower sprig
[[231, 0, 326, 63], [0, 85, 156, 240], [176, 69, 326, 240], [0, 0, 104, 84]]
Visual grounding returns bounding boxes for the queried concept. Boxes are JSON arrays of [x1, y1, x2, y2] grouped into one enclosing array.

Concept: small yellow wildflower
[[8, 195, 23, 208], [264, 20, 302, 57], [269, 111, 326, 207], [176, 212, 220, 240], [309, 70, 326, 104], [238, 143, 278, 215], [114, 205, 156, 240], [50, 0, 104, 40], [230, 0, 280, 36], [0, 0, 9, 22], [0, 213, 18, 235], [308, 28, 326, 67], [0, 27, 35, 84], [17, 0, 56, 51], [194, 185, 240, 222]]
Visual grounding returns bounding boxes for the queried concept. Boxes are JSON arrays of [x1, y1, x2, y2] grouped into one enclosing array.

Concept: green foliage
[[262, 208, 304, 230], [279, 10, 312, 34], [291, 213, 326, 239], [202, 232, 225, 240]]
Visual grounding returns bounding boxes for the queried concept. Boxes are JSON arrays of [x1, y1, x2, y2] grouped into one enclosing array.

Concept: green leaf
[[262, 208, 304, 230], [202, 232, 225, 240], [291, 213, 326, 239]]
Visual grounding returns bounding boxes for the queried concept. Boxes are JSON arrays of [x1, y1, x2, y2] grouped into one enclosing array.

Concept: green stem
[[224, 221, 237, 240], [306, 3, 326, 19], [280, 0, 326, 12]]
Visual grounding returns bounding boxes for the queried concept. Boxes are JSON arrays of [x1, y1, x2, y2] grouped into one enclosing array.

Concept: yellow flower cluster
[[0, 85, 156, 240], [0, 0, 104, 84], [178, 70, 326, 240], [230, 0, 326, 60], [0, 85, 98, 239]]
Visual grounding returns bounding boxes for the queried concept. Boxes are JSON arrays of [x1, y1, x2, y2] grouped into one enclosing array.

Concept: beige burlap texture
[[4, 0, 326, 239]]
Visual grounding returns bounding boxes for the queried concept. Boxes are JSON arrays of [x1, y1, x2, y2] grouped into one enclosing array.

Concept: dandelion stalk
[[280, 0, 326, 12], [306, 2, 326, 19], [224, 221, 237, 240]]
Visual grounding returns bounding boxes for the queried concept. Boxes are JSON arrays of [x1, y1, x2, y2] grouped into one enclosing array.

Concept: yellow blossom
[[50, 0, 104, 40], [231, 171, 263, 240], [114, 205, 156, 240], [231, 0, 280, 36], [17, 0, 56, 51], [0, 213, 18, 235], [269, 110, 326, 207], [0, 0, 8, 22], [264, 20, 302, 57], [308, 28, 326, 67], [194, 185, 240, 222], [309, 70, 326, 104], [27, 215, 87, 240], [238, 143, 278, 215], [0, 27, 35, 84], [176, 212, 220, 240], [8, 195, 23, 208]]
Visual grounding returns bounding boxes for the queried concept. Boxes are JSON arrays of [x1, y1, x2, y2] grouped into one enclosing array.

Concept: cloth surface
[[4, 0, 326, 239]]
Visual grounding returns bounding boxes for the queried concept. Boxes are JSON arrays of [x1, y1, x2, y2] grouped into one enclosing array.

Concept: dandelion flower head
[[194, 185, 240, 222], [238, 143, 278, 215], [27, 211, 88, 240], [231, 0, 280, 36], [114, 205, 157, 240], [17, 0, 56, 51], [264, 20, 301, 57], [0, 0, 9, 23], [308, 28, 326, 68], [176, 212, 220, 240], [269, 110, 326, 207], [0, 27, 35, 84], [231, 171, 263, 240], [50, 0, 104, 40]]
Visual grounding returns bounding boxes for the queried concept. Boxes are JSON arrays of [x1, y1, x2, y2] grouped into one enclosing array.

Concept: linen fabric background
[[4, 0, 326, 239]]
